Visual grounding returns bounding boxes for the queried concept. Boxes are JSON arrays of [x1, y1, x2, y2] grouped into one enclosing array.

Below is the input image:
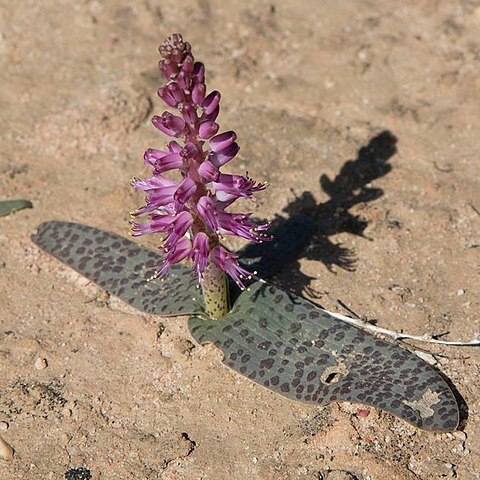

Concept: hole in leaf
[[324, 371, 342, 384], [320, 364, 348, 384]]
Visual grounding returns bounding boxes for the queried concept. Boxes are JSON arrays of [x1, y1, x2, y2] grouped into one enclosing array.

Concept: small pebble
[[356, 408, 371, 418], [453, 431, 467, 442], [0, 434, 14, 461], [457, 289, 465, 296], [414, 350, 437, 365], [35, 357, 48, 370], [0, 422, 8, 431]]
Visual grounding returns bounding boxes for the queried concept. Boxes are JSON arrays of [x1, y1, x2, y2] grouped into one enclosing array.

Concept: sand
[[0, 1, 479, 478]]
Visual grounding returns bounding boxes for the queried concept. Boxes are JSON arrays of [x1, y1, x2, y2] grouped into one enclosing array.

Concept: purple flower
[[131, 33, 270, 288], [192, 232, 210, 278], [211, 246, 253, 290], [212, 173, 268, 205]]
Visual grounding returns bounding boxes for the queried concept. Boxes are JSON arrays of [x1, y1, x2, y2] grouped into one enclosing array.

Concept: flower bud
[[152, 113, 186, 137], [177, 70, 191, 90], [198, 160, 220, 182], [181, 104, 197, 126], [199, 121, 219, 139], [192, 62, 205, 83], [182, 54, 195, 73], [209, 143, 239, 167], [157, 83, 184, 107], [209, 131, 237, 153], [202, 91, 221, 115], [158, 59, 179, 79], [192, 83, 206, 105]]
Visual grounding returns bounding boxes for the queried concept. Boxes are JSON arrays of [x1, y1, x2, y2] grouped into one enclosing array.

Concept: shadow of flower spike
[[238, 130, 396, 296]]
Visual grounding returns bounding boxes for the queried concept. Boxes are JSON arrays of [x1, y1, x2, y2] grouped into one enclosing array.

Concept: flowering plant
[[131, 33, 270, 318], [30, 34, 462, 433]]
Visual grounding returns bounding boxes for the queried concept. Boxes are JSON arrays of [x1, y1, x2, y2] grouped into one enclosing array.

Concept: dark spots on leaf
[[260, 358, 274, 369], [289, 322, 302, 333], [258, 318, 268, 328], [334, 332, 345, 341], [258, 341, 271, 350], [32, 223, 461, 432], [280, 383, 290, 393]]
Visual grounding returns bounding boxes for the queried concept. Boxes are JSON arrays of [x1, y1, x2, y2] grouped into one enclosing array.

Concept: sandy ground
[[1, 0, 479, 478]]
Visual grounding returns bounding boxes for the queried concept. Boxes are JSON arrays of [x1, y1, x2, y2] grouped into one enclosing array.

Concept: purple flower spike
[[131, 33, 270, 291]]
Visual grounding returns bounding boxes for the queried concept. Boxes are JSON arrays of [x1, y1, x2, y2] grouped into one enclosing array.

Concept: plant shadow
[[238, 130, 398, 297]]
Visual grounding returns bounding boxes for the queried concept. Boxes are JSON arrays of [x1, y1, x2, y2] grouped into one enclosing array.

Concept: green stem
[[200, 263, 229, 319]]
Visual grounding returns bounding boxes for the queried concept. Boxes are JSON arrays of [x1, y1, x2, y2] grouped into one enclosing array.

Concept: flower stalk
[[130, 33, 270, 319]]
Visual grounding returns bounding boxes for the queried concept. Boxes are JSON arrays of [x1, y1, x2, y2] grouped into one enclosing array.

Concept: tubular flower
[[131, 33, 270, 289]]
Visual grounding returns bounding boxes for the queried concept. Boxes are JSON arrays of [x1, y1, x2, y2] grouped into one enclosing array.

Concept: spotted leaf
[[0, 199, 32, 217], [32, 221, 203, 316], [189, 281, 460, 432]]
